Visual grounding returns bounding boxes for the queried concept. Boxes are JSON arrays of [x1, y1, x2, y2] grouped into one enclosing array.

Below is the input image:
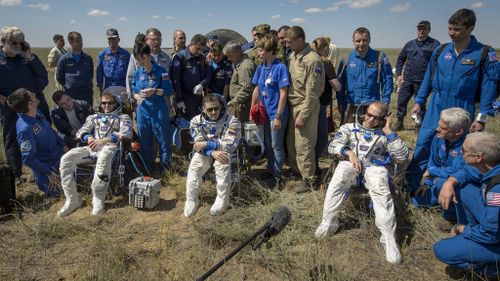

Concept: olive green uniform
[[229, 55, 255, 123], [286, 44, 325, 183]]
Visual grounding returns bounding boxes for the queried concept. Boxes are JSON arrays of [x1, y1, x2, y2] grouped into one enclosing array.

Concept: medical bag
[[129, 176, 161, 209]]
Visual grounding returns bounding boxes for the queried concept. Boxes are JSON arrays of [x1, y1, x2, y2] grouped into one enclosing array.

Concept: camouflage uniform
[[229, 55, 255, 123]]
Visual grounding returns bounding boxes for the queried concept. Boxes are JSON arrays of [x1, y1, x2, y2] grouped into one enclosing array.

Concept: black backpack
[[0, 163, 16, 215]]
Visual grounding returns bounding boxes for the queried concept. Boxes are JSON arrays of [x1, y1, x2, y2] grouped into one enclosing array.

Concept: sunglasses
[[205, 107, 220, 113], [365, 112, 386, 121], [101, 101, 116, 106]]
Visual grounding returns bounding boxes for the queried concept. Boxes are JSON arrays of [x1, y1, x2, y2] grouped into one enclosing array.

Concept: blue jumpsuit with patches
[[131, 63, 173, 173], [207, 59, 232, 96], [96, 47, 130, 90], [407, 36, 498, 191], [434, 165, 500, 275], [411, 135, 465, 221], [16, 112, 64, 196]]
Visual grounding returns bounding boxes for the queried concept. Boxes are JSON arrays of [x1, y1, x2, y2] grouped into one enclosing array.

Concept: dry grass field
[[0, 47, 499, 281]]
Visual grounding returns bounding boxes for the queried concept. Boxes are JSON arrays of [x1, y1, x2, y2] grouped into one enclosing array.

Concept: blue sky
[[0, 0, 498, 48]]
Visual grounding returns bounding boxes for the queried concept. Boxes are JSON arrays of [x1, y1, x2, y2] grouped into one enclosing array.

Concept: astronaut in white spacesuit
[[184, 94, 241, 217], [315, 101, 409, 264], [58, 92, 133, 217]]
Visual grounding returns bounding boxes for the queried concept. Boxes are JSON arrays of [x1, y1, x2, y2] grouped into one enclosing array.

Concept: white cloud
[[291, 17, 305, 23], [88, 9, 108, 16], [118, 16, 126, 21], [70, 20, 76, 24], [271, 14, 281, 19], [208, 13, 213, 17], [335, 0, 381, 9], [28, 3, 49, 10], [289, 0, 300, 3], [389, 3, 410, 12], [304, 6, 338, 13], [470, 1, 484, 8], [0, 0, 20, 6], [165, 15, 175, 20], [325, 6, 339, 12], [152, 15, 161, 19]]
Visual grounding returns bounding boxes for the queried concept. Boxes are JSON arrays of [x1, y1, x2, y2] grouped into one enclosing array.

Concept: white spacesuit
[[315, 121, 409, 264], [184, 106, 241, 217], [58, 95, 133, 216]]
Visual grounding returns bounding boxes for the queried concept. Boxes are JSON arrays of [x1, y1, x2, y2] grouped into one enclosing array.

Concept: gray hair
[[223, 40, 242, 55], [0, 26, 24, 45], [466, 132, 500, 165], [440, 107, 470, 132]]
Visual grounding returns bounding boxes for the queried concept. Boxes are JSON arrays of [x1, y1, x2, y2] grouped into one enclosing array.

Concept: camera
[[20, 41, 29, 52]]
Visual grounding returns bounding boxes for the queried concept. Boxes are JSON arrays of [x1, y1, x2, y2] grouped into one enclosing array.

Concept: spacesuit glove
[[176, 101, 186, 114], [193, 84, 204, 96]]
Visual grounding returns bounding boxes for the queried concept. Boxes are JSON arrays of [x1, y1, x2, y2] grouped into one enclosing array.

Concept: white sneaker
[[92, 197, 105, 216], [184, 200, 199, 217], [57, 196, 83, 217], [209, 197, 228, 216], [383, 236, 402, 264], [314, 217, 339, 239]]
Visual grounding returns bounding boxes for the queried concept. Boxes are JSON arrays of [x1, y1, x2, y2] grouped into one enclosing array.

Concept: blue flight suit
[[434, 165, 500, 276], [16, 112, 64, 196], [411, 135, 465, 221], [407, 36, 498, 192], [0, 48, 50, 177], [171, 48, 208, 120], [131, 63, 173, 173], [56, 51, 95, 106], [340, 48, 394, 105], [395, 36, 440, 119], [207, 59, 232, 96], [96, 47, 130, 90]]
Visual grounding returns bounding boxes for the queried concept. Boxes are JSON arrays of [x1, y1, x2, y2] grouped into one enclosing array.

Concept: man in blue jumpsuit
[[56, 31, 95, 106], [7, 88, 64, 196], [207, 42, 232, 99], [339, 27, 393, 123], [96, 28, 130, 94], [131, 42, 173, 174], [434, 132, 500, 278], [407, 9, 498, 193], [171, 34, 208, 120], [0, 26, 50, 178], [393, 20, 440, 131], [411, 108, 469, 222]]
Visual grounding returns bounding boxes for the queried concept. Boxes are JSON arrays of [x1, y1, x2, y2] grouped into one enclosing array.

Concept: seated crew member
[[7, 88, 64, 197], [184, 94, 241, 217], [411, 107, 469, 222], [50, 90, 94, 148], [58, 92, 133, 216], [314, 101, 409, 264], [434, 132, 500, 278]]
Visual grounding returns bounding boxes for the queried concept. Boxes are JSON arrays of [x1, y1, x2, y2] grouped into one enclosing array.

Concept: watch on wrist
[[453, 224, 461, 235], [476, 113, 488, 123]]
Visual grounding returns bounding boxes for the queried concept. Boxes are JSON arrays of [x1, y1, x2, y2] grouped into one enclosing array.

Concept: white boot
[[314, 217, 339, 239], [92, 195, 105, 216], [184, 200, 199, 217], [383, 236, 402, 264], [57, 196, 83, 217], [210, 196, 228, 216]]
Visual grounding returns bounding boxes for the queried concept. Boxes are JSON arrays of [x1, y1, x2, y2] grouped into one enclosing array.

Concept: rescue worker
[[246, 24, 270, 66], [393, 20, 440, 131], [411, 108, 469, 222], [0, 26, 50, 179], [338, 27, 393, 123], [96, 28, 130, 94], [184, 94, 241, 217], [206, 41, 232, 100], [285, 25, 325, 192], [407, 8, 498, 193], [225, 40, 255, 123], [7, 88, 63, 196], [47, 34, 67, 90], [58, 92, 133, 216], [434, 132, 500, 278], [51, 90, 94, 148], [131, 41, 173, 174], [171, 34, 208, 120], [315, 102, 409, 264], [56, 31, 94, 106]]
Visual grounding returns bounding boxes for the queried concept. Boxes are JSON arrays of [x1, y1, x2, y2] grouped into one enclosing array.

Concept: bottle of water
[[411, 113, 421, 126]]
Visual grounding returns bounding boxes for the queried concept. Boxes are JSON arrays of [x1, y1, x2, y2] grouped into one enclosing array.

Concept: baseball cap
[[417, 20, 431, 29], [254, 24, 270, 35], [106, 28, 119, 38]]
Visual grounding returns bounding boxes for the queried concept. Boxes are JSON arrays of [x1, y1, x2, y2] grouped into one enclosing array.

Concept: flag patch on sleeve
[[20, 140, 32, 152], [228, 129, 237, 136], [486, 192, 500, 206], [488, 51, 498, 62]]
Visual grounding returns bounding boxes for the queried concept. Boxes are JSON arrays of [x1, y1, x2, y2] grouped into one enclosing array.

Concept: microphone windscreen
[[269, 206, 292, 236]]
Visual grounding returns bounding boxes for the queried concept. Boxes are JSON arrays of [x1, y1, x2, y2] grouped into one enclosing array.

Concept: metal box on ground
[[129, 176, 162, 209]]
